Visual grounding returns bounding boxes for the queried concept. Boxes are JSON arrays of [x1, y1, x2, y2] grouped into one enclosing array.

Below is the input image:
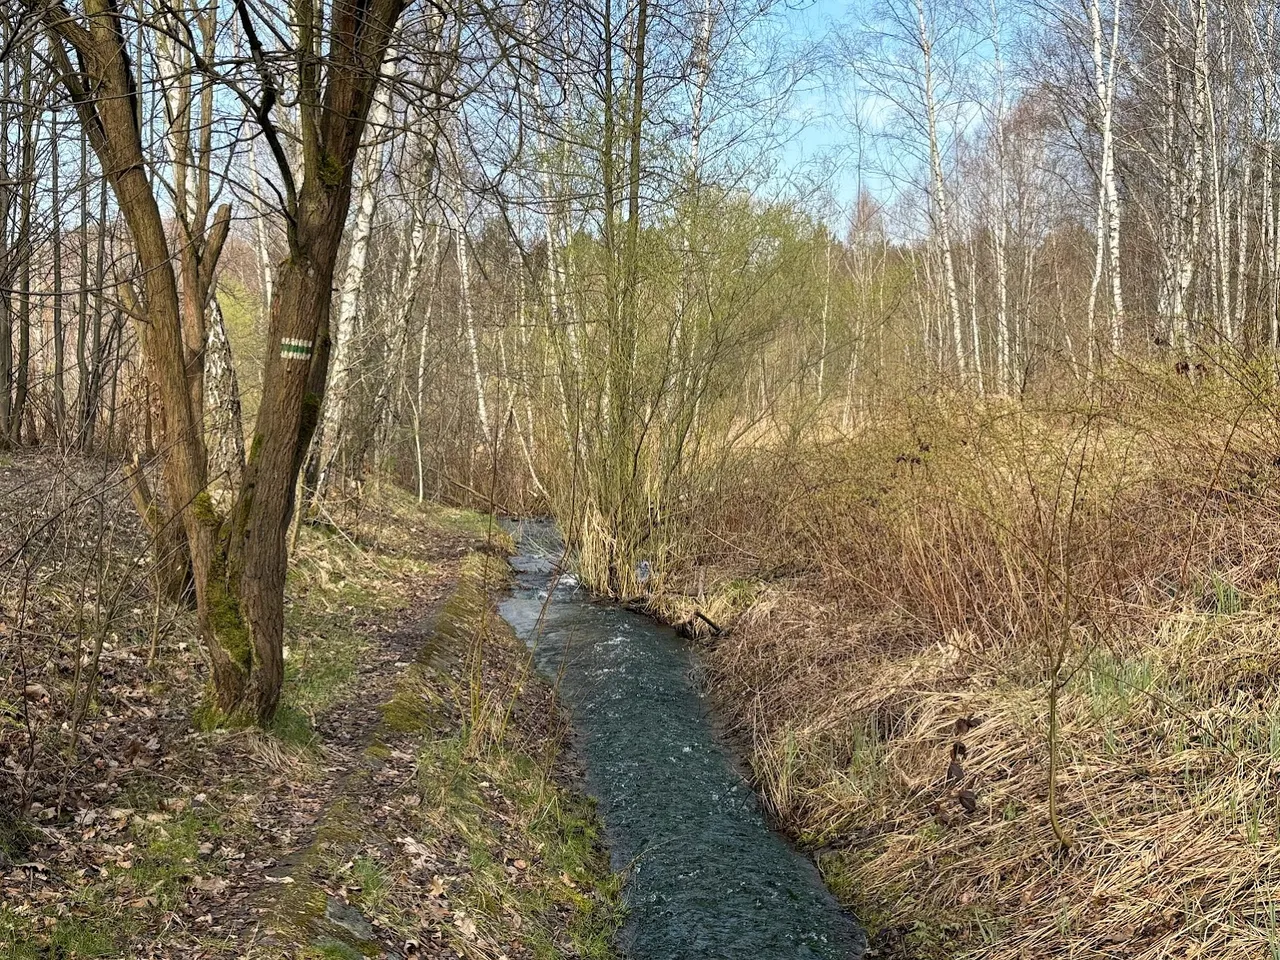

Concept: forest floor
[[0, 452, 620, 960]]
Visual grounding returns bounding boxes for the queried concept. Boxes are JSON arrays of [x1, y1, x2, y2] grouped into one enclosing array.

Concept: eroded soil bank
[[0, 453, 620, 959]]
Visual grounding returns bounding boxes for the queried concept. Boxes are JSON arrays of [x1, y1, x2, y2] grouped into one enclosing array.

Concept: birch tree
[[318, 43, 398, 487], [1084, 0, 1125, 354]]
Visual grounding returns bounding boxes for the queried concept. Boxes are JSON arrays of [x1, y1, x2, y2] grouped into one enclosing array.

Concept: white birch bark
[[1262, 22, 1280, 346], [1267, 9, 1280, 347], [1157, 8, 1179, 334], [915, 0, 966, 382], [1176, 0, 1208, 343], [445, 176, 492, 448], [413, 225, 442, 502], [818, 237, 831, 400], [1206, 33, 1231, 340], [1232, 152, 1249, 341], [966, 233, 984, 396], [1084, 0, 1124, 356], [205, 296, 246, 489], [323, 44, 397, 450], [1101, 0, 1125, 348], [988, 0, 1010, 391]]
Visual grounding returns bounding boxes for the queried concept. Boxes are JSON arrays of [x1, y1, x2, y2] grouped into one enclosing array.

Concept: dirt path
[[1, 459, 618, 960]]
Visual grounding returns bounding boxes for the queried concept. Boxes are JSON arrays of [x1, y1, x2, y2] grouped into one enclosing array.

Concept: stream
[[498, 520, 866, 959]]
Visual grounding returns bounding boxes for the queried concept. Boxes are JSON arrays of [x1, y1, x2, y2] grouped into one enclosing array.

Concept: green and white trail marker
[[280, 337, 313, 361]]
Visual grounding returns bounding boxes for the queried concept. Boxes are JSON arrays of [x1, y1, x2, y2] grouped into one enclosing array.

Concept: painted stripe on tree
[[280, 337, 313, 360]]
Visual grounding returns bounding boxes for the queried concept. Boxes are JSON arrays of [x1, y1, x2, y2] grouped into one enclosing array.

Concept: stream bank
[[265, 547, 623, 959], [498, 520, 866, 960]]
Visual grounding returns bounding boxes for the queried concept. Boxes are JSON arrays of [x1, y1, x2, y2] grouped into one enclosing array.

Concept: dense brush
[[685, 367, 1280, 958]]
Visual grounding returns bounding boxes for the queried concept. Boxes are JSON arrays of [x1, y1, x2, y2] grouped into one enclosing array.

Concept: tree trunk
[[0, 75, 11, 446], [916, 0, 966, 383], [320, 42, 398, 489], [76, 132, 91, 445], [52, 111, 67, 440], [447, 176, 492, 448], [10, 56, 34, 445], [40, 0, 408, 721], [206, 296, 247, 490]]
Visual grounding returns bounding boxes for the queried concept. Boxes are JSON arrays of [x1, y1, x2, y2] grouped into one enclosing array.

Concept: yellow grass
[[690, 364, 1280, 958]]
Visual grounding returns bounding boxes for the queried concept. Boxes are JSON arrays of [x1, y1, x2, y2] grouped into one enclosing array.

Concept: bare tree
[[30, 0, 407, 721]]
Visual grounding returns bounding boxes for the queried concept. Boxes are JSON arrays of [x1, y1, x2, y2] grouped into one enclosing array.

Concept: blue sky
[[767, 0, 916, 221], [766, 0, 1013, 233], [776, 0, 857, 206]]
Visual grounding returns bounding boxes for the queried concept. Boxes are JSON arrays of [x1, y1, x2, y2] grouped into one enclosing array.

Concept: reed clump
[[694, 367, 1280, 958]]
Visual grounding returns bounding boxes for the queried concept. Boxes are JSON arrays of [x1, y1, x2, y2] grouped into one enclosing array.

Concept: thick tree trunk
[[39, 0, 410, 723], [39, 0, 241, 716], [219, 232, 340, 719]]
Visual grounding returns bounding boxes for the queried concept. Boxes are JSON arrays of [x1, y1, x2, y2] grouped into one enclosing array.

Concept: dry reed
[[692, 370, 1280, 958]]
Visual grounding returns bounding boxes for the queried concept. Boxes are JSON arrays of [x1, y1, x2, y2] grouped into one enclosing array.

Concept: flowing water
[[498, 521, 865, 959]]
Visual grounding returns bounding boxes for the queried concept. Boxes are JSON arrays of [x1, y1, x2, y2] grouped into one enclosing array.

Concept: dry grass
[[689, 366, 1280, 958]]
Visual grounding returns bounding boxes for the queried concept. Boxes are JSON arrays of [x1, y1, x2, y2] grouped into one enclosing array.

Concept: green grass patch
[[0, 910, 118, 959], [380, 689, 436, 733], [270, 703, 320, 746], [347, 856, 391, 914], [415, 735, 622, 959], [420, 500, 507, 545], [1082, 651, 1158, 722], [282, 601, 367, 717]]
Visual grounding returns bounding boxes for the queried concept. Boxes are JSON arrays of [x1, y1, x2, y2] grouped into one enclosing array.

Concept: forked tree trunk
[[40, 0, 406, 723]]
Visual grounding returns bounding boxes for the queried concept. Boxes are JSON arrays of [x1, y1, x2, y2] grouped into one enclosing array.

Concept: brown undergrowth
[[664, 365, 1280, 958], [0, 454, 619, 959]]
